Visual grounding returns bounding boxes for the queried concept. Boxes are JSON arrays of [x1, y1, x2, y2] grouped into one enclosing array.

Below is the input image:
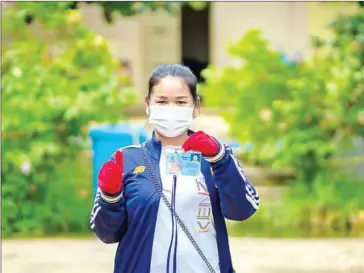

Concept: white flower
[[20, 161, 31, 175], [12, 67, 23, 78], [259, 108, 273, 122]]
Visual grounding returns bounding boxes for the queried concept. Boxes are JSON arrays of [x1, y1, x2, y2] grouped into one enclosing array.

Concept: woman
[[90, 64, 260, 273]]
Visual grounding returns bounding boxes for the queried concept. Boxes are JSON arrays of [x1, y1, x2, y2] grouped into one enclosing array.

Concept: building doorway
[[181, 4, 210, 86]]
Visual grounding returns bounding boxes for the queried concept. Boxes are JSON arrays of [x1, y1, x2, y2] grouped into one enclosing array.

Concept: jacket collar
[[144, 129, 195, 161]]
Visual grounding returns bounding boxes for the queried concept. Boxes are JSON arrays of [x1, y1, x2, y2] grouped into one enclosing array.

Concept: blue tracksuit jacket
[[90, 132, 260, 273]]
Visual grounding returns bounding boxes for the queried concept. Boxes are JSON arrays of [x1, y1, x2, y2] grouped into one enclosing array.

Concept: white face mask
[[148, 105, 194, 138]]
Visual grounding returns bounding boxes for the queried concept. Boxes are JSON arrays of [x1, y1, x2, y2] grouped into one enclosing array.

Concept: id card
[[165, 148, 201, 177]]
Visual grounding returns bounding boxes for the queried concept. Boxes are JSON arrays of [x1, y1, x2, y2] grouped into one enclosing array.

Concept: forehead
[[151, 76, 191, 98]]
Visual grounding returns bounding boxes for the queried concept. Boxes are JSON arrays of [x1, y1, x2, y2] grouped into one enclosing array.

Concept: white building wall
[[210, 2, 310, 67]]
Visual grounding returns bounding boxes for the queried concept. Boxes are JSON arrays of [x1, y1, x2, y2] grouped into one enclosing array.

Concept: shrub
[[230, 173, 364, 237], [2, 3, 135, 237], [200, 11, 364, 185], [200, 8, 364, 237]]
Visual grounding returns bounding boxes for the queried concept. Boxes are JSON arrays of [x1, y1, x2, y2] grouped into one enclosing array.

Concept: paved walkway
[[2, 237, 364, 273]]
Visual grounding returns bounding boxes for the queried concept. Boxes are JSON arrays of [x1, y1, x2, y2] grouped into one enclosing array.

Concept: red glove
[[98, 150, 123, 195], [182, 131, 220, 157]]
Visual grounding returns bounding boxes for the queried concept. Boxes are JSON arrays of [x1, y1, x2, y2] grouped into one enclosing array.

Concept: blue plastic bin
[[89, 123, 149, 197]]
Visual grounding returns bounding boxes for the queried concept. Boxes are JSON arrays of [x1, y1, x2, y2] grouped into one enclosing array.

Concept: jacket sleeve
[[89, 153, 127, 244], [209, 145, 260, 221]]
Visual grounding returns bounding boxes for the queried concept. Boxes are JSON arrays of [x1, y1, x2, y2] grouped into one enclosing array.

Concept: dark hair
[[147, 64, 198, 103]]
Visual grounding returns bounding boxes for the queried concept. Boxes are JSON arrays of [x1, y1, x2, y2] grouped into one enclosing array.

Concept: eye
[[156, 100, 166, 104], [177, 101, 187, 105]]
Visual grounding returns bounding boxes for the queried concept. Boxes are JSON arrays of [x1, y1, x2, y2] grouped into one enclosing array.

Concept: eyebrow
[[155, 96, 189, 99]]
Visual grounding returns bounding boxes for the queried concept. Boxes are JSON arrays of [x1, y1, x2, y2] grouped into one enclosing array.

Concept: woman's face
[[146, 76, 199, 114]]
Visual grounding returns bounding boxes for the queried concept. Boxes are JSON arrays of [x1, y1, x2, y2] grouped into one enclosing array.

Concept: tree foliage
[[20, 1, 208, 24], [2, 2, 135, 237], [200, 11, 364, 183], [208, 9, 364, 238], [2, 1, 208, 238]]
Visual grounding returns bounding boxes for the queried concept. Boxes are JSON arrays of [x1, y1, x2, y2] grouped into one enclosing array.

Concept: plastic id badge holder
[[165, 146, 202, 176]]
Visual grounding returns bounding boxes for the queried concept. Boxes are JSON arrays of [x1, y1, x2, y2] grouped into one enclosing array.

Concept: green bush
[[200, 12, 364, 184], [1, 3, 135, 237], [43, 151, 93, 235], [201, 10, 364, 237], [1, 1, 208, 238], [230, 173, 364, 238]]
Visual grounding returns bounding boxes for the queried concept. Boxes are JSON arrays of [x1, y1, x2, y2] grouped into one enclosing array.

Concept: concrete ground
[[2, 237, 364, 273]]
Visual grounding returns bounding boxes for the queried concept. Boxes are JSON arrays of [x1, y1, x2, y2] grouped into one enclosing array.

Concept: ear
[[144, 96, 149, 108], [193, 97, 201, 119], [145, 96, 150, 116]]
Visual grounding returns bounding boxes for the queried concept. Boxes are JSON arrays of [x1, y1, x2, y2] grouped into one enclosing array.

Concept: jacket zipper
[[167, 174, 178, 273], [172, 175, 178, 273]]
